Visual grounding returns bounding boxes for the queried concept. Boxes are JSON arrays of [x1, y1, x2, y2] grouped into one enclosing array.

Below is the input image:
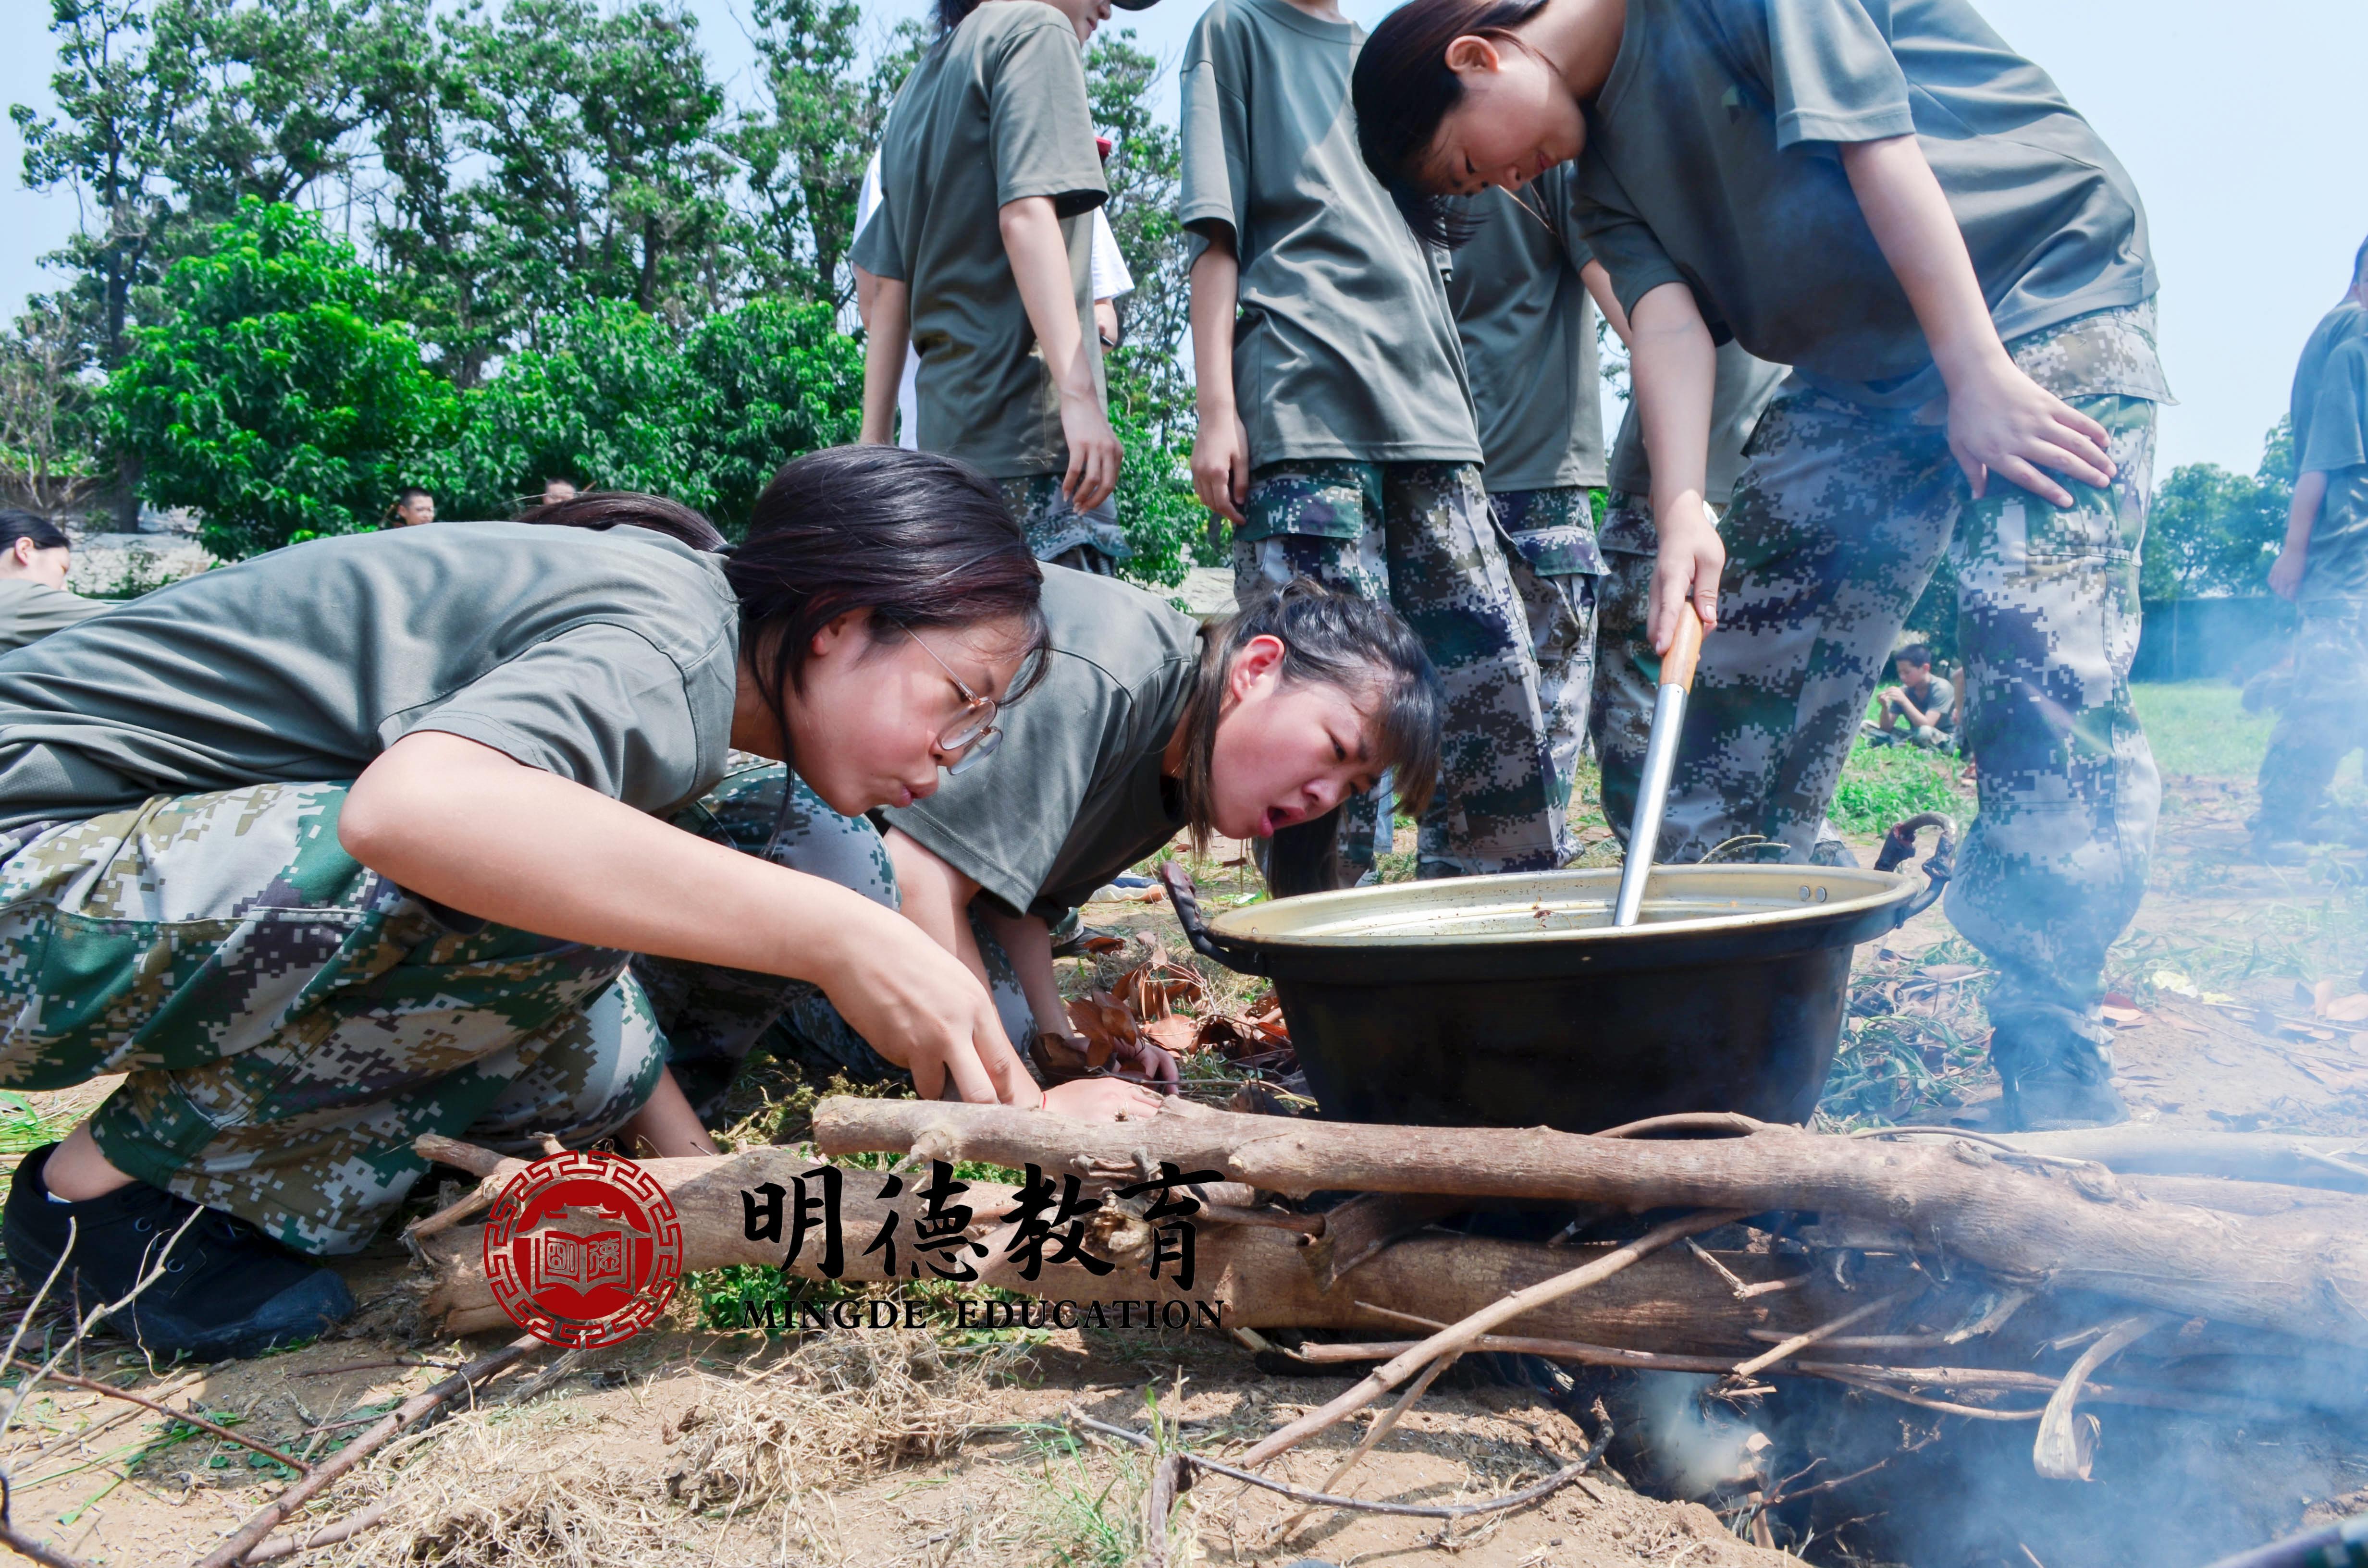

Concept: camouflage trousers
[[1660, 341, 2161, 1022], [2257, 599, 2368, 833], [1234, 459, 1566, 879], [1491, 487, 1605, 840], [0, 784, 664, 1254], [634, 762, 1036, 1118], [999, 473, 1131, 570]]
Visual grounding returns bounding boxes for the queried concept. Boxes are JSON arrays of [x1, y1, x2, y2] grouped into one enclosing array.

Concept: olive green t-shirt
[[0, 580, 107, 654], [884, 567, 1199, 920], [0, 523, 740, 832], [1178, 0, 1480, 466], [1443, 172, 1605, 493], [2297, 336, 2368, 603], [851, 2, 1107, 478], [2289, 301, 2368, 469], [1571, 0, 2160, 411]]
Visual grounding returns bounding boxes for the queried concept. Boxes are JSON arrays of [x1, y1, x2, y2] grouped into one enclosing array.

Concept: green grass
[[1829, 743, 1972, 836], [0, 1091, 74, 1156], [2130, 681, 2275, 780]]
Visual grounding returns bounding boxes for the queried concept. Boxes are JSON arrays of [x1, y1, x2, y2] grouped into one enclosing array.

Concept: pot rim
[[1203, 863, 1922, 953]]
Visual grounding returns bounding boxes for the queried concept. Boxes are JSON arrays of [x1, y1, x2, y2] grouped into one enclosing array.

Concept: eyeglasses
[[898, 623, 1004, 775]]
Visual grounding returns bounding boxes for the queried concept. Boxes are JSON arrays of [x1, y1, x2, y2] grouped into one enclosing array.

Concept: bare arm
[[1839, 134, 2112, 508], [883, 827, 1170, 1112], [2270, 469, 2326, 601], [1188, 237, 1252, 527], [616, 1066, 720, 1157], [338, 732, 1036, 1106], [1579, 259, 1633, 346], [1628, 281, 1723, 651], [860, 275, 910, 446], [1000, 195, 1121, 512]]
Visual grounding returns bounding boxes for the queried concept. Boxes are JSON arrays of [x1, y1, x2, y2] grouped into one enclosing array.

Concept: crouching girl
[[0, 446, 1156, 1360], [641, 575, 1441, 1113]]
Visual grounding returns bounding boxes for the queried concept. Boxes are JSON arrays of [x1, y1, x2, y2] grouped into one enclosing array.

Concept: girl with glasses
[[641, 574, 1443, 1116], [0, 445, 1158, 1363]]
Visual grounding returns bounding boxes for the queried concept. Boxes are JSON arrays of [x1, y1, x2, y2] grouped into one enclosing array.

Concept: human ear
[[808, 608, 868, 660], [1225, 634, 1288, 703], [1443, 34, 1502, 77]]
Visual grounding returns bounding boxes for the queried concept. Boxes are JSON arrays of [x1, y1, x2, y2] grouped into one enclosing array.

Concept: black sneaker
[[2251, 831, 2311, 866], [3, 1144, 354, 1361], [1992, 1017, 2128, 1131]]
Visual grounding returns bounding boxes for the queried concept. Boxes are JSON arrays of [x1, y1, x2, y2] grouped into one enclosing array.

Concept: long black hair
[[1353, 0, 1549, 250], [0, 510, 72, 556], [1175, 578, 1442, 898], [527, 447, 1048, 752]]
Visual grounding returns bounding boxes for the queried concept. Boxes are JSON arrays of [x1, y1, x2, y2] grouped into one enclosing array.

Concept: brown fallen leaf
[[2100, 1004, 2151, 1029], [1140, 1015, 1198, 1056], [1081, 934, 1128, 955], [2324, 992, 2368, 1024], [1065, 990, 1140, 1069]]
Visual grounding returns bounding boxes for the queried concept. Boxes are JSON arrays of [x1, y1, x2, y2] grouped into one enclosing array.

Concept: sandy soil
[[0, 795, 2360, 1567]]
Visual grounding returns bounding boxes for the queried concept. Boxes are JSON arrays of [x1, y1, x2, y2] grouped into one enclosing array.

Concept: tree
[[105, 200, 458, 557], [2141, 421, 2291, 601], [680, 297, 863, 533], [0, 297, 109, 515]]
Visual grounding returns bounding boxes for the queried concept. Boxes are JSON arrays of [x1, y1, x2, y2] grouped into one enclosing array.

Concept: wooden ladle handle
[[1662, 600, 1705, 693]]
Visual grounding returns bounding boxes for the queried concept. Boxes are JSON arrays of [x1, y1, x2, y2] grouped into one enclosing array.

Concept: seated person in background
[[0, 510, 106, 653], [389, 486, 436, 527], [1866, 644, 1956, 749], [542, 478, 580, 506]]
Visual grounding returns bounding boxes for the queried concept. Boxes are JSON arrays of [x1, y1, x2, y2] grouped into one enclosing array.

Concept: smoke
[[1629, 1372, 1770, 1500]]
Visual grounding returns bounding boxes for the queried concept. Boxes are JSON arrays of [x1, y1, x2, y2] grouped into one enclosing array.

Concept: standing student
[[1441, 170, 1606, 824], [0, 511, 107, 652], [854, 0, 1160, 575], [1182, 0, 1563, 882], [2256, 237, 2368, 861], [856, 149, 1139, 455], [389, 486, 435, 527], [0, 448, 1156, 1360], [1355, 0, 2170, 1129]]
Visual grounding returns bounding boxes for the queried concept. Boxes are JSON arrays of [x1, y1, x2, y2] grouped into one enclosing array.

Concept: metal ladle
[[1612, 601, 1704, 928]]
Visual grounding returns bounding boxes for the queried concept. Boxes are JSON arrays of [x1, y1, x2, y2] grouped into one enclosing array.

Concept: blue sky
[[6, 0, 2365, 477]]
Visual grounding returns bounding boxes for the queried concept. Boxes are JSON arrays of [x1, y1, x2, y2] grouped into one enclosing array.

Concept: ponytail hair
[[526, 490, 728, 553], [1176, 579, 1442, 898], [0, 510, 72, 556], [1353, 0, 1549, 251], [936, 0, 983, 29]]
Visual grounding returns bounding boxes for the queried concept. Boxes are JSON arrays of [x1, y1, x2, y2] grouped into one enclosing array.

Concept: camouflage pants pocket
[[999, 473, 1133, 567], [1493, 487, 1606, 832], [1588, 507, 1659, 846], [0, 783, 646, 1253], [635, 764, 1036, 1115], [2257, 600, 2368, 830]]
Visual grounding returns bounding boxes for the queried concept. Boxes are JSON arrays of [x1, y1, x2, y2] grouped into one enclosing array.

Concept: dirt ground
[[1, 738, 2363, 1568]]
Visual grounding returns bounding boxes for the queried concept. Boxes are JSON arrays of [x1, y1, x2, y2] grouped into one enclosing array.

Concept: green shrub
[[1829, 741, 1971, 836]]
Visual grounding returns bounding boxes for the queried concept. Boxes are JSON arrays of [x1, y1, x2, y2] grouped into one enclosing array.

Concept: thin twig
[[246, 1501, 391, 1563], [1276, 1352, 1464, 1540], [1727, 1458, 1892, 1514], [1729, 1287, 1919, 1382], [1686, 1238, 1753, 1297], [1, 1207, 202, 1450], [0, 1220, 75, 1441], [1068, 1409, 1606, 1521], [0, 1475, 91, 1568], [1825, 1374, 2044, 1421], [291, 1357, 460, 1380], [25, 1372, 204, 1465], [3, 1360, 308, 1476], [2034, 1312, 2168, 1480], [190, 1335, 543, 1568], [1240, 1208, 1745, 1469]]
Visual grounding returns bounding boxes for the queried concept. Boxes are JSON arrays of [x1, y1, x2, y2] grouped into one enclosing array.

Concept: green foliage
[[1104, 348, 1204, 588], [104, 199, 457, 558], [436, 294, 860, 533], [2141, 422, 2291, 601], [1827, 740, 1972, 836], [2128, 680, 2276, 782]]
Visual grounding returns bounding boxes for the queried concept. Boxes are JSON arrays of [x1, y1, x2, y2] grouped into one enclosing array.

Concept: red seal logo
[[484, 1150, 684, 1348]]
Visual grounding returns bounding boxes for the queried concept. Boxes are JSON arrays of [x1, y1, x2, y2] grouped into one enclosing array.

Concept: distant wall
[[2133, 597, 2297, 683]]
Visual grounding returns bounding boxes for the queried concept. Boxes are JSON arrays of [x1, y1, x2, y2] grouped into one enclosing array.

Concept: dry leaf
[[1081, 934, 1128, 955], [1140, 1015, 1198, 1056], [1064, 991, 1140, 1068], [2100, 1005, 2150, 1029], [2323, 992, 2368, 1023]]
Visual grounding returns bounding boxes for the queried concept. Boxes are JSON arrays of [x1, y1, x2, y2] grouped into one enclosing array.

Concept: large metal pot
[[1160, 819, 1953, 1134]]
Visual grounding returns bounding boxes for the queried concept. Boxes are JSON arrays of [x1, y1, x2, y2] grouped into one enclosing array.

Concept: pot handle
[[1157, 860, 1268, 976], [1875, 812, 1955, 925]]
